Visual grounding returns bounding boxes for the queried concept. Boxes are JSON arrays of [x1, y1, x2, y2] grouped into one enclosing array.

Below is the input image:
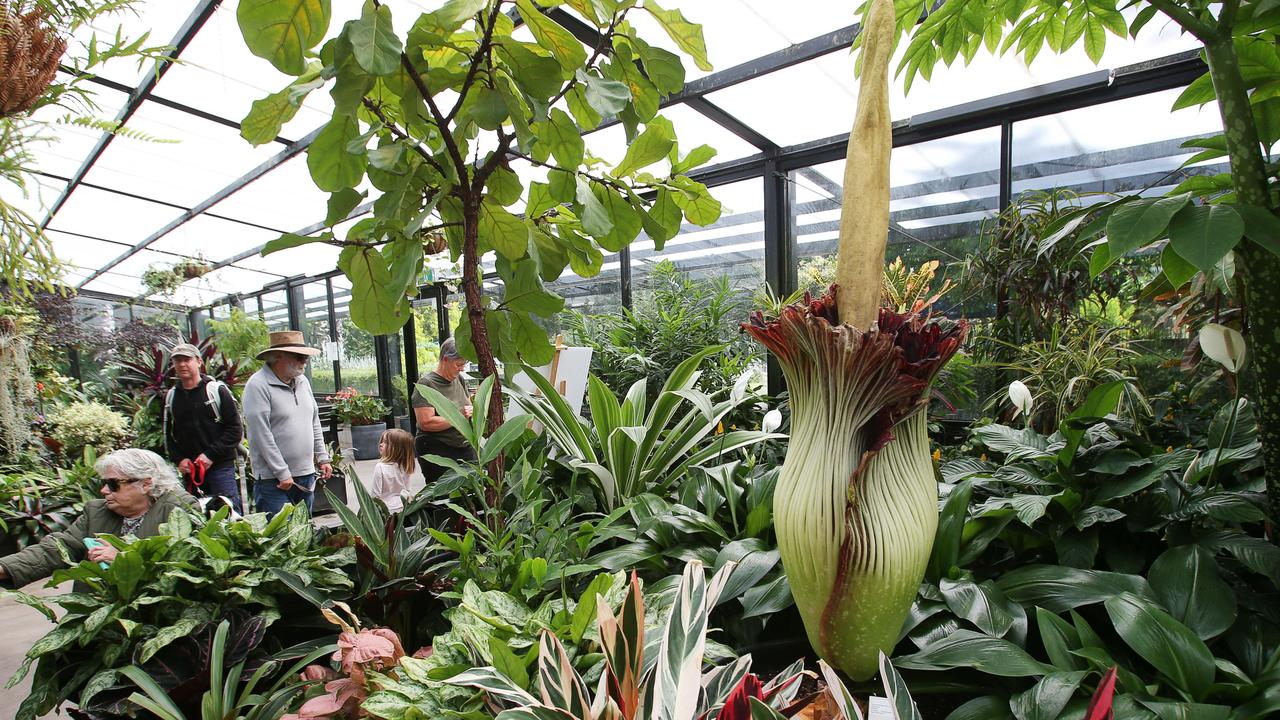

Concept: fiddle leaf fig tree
[[874, 0, 1280, 529], [237, 0, 721, 432]]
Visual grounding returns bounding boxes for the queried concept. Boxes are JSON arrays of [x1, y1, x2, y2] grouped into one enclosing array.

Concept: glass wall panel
[[792, 127, 1001, 318], [259, 290, 290, 331], [411, 297, 445, 375], [299, 281, 336, 395], [1012, 89, 1223, 200], [331, 277, 380, 395]]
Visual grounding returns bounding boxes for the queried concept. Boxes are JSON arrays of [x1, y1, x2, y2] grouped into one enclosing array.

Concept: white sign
[[867, 697, 894, 720], [506, 346, 593, 418]]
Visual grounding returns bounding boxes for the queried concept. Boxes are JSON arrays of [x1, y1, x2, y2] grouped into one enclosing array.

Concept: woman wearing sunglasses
[[0, 448, 195, 589]]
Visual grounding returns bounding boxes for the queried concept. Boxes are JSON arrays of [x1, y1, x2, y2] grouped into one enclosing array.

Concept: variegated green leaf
[[537, 631, 591, 718]]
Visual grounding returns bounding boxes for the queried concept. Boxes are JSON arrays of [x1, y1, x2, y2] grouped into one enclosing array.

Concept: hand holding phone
[[82, 538, 111, 570]]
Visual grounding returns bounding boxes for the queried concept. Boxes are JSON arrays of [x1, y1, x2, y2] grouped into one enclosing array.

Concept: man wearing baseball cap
[[242, 331, 332, 516], [163, 343, 244, 512], [412, 337, 476, 486]]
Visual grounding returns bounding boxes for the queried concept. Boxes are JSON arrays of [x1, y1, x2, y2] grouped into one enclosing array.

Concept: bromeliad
[[742, 0, 967, 681]]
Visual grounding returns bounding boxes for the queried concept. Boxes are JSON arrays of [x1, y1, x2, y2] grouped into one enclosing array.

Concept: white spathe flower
[[1008, 380, 1034, 419], [1199, 323, 1247, 373], [762, 408, 783, 434]]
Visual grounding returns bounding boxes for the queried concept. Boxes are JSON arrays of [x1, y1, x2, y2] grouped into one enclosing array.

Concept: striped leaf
[[819, 659, 865, 720], [537, 631, 592, 719], [449, 666, 539, 706], [598, 571, 645, 716], [648, 560, 736, 720], [879, 653, 923, 720]]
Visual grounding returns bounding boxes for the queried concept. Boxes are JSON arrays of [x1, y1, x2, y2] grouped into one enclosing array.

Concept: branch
[[1218, 0, 1240, 33], [547, 9, 627, 109], [446, 1, 505, 125], [472, 128, 513, 194], [1144, 0, 1217, 41], [360, 98, 448, 177]]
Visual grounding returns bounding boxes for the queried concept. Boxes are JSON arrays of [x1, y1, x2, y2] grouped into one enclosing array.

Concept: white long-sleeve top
[[370, 461, 412, 513]]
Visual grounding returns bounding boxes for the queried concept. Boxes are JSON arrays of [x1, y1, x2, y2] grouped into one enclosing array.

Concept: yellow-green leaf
[[516, 0, 587, 71], [348, 0, 402, 76], [644, 0, 711, 71], [238, 0, 331, 76]]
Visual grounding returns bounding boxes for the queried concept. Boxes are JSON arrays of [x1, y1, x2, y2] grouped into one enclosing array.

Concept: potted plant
[[173, 256, 211, 279], [331, 386, 388, 460], [141, 266, 183, 297]]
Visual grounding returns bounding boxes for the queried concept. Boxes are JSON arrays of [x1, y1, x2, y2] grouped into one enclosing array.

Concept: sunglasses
[[101, 477, 144, 492]]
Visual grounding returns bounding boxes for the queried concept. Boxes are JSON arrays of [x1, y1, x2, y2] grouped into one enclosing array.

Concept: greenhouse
[[0, 0, 1276, 718]]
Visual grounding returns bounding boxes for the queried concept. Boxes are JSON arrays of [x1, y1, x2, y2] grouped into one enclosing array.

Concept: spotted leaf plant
[[741, 0, 967, 681]]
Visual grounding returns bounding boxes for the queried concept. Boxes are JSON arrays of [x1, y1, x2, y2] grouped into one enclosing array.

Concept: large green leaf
[[928, 481, 973, 581], [478, 198, 529, 260], [578, 69, 631, 116], [535, 108, 585, 168], [238, 0, 331, 75], [1147, 545, 1236, 641], [1233, 203, 1280, 257], [613, 118, 675, 176], [516, 0, 587, 70], [997, 565, 1152, 613], [643, 0, 711, 71], [1167, 204, 1244, 272], [1160, 244, 1198, 287], [240, 72, 320, 145], [338, 245, 410, 334], [307, 115, 368, 191], [1010, 671, 1088, 720], [939, 578, 1025, 639], [1103, 592, 1215, 700], [1105, 194, 1188, 256], [348, 0, 402, 76], [894, 630, 1055, 677], [1058, 381, 1125, 464]]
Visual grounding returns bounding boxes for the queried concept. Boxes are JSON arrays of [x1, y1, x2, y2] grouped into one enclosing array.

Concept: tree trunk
[[460, 198, 505, 436], [1203, 37, 1280, 534]]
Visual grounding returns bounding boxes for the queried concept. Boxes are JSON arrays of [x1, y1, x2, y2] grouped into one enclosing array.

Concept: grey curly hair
[[94, 448, 182, 499]]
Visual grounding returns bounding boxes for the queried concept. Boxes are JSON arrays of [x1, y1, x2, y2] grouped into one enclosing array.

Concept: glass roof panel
[[147, 214, 281, 259], [24, 77, 129, 179], [662, 103, 759, 160], [234, 242, 343, 278], [206, 153, 330, 231], [192, 265, 282, 295], [80, 269, 149, 297], [624, 0, 859, 81], [80, 100, 283, 209], [706, 11, 1200, 147], [47, 230, 130, 271], [153, 3, 337, 140], [48, 185, 182, 244]]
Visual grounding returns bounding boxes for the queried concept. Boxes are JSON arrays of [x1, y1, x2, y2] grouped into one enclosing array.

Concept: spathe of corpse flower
[[742, 0, 968, 680], [743, 291, 966, 680]]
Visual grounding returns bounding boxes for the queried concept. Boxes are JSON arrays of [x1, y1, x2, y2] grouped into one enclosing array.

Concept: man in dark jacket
[[163, 343, 244, 513]]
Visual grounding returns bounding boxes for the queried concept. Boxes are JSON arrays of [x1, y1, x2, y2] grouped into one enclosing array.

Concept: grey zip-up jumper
[[242, 367, 329, 481]]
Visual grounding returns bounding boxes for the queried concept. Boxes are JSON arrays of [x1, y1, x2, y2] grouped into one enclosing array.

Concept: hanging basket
[[0, 2, 67, 116]]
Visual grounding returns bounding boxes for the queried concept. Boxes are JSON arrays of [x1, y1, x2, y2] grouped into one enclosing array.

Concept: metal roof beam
[[38, 0, 223, 231], [56, 65, 295, 145], [79, 125, 322, 288]]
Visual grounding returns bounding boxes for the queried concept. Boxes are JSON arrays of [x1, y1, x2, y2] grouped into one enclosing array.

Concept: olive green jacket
[[0, 491, 196, 589]]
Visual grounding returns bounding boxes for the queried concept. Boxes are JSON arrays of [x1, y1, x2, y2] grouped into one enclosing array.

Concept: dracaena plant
[[510, 346, 782, 511], [739, 0, 966, 681], [238, 0, 723, 434], [449, 559, 814, 720]]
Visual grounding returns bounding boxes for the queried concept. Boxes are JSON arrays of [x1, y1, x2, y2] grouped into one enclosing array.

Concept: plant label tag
[[323, 341, 339, 359], [867, 697, 894, 720]]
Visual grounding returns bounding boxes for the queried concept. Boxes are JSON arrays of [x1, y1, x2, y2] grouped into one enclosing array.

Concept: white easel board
[[506, 346, 593, 418]]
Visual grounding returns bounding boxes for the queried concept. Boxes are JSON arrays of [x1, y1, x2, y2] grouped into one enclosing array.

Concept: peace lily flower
[[1008, 380, 1034, 420], [1199, 323, 1247, 374], [762, 408, 783, 434]]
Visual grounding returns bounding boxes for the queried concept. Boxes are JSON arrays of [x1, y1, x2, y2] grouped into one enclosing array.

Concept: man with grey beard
[[242, 331, 332, 516]]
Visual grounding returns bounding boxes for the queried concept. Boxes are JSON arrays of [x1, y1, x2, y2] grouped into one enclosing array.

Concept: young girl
[[371, 428, 416, 513]]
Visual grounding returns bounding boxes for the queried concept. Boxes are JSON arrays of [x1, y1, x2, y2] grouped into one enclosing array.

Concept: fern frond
[[55, 114, 177, 142]]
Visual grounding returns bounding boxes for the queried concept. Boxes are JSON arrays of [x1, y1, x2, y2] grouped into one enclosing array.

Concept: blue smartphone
[[82, 538, 110, 570]]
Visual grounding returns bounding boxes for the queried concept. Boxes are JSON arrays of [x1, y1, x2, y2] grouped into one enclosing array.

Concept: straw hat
[[256, 330, 322, 360]]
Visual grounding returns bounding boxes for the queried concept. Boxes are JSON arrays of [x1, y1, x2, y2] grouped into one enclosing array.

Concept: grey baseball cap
[[440, 337, 462, 360], [170, 343, 201, 359]]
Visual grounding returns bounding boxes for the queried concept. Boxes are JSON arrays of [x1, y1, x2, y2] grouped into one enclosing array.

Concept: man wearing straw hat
[[242, 330, 333, 516]]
